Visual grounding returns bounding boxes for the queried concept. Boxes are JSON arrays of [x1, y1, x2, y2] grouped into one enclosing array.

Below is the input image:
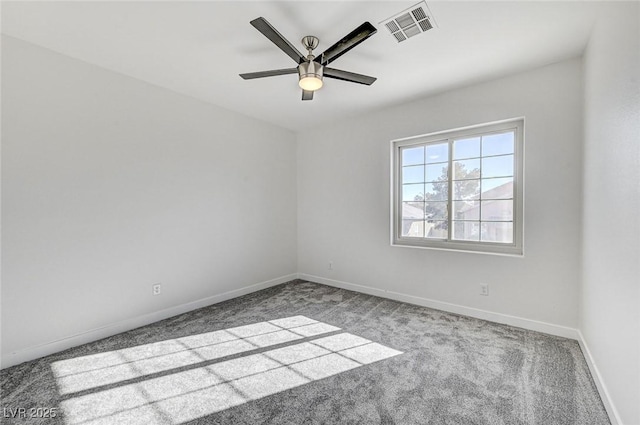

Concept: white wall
[[581, 3, 640, 424], [298, 58, 584, 330], [1, 36, 297, 366]]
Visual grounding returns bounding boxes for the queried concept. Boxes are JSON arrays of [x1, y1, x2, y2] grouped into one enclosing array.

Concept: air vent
[[380, 1, 437, 43], [385, 21, 400, 33], [411, 7, 427, 22], [393, 32, 407, 43], [404, 24, 421, 38], [418, 19, 433, 32]]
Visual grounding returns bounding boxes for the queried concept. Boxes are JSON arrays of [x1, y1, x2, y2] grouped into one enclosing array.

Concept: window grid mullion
[[423, 146, 428, 238], [447, 139, 453, 242], [479, 135, 483, 227], [398, 147, 404, 240]]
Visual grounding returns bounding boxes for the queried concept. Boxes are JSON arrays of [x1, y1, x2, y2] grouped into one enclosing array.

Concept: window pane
[[426, 143, 448, 164], [482, 155, 513, 178], [482, 132, 514, 157], [481, 177, 513, 199], [402, 184, 424, 201], [453, 179, 480, 200], [426, 221, 447, 239], [453, 137, 480, 160], [453, 201, 479, 220], [402, 165, 424, 184], [425, 163, 448, 182], [424, 182, 448, 201], [425, 202, 447, 220], [481, 200, 513, 221], [402, 146, 424, 166], [453, 221, 480, 241], [453, 159, 480, 180], [402, 202, 424, 220], [402, 220, 424, 237], [481, 222, 513, 243]]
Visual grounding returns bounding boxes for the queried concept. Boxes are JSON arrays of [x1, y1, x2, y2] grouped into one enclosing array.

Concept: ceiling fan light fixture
[[298, 61, 324, 91], [299, 76, 323, 91]]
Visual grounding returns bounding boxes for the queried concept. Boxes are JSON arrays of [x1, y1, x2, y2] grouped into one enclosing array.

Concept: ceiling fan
[[240, 17, 377, 101]]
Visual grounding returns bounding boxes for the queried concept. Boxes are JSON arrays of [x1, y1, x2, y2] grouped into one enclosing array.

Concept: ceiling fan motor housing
[[298, 60, 324, 91], [298, 60, 323, 80]]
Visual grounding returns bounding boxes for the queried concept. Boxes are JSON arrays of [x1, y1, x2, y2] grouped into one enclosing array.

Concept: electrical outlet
[[328, 261, 333, 270], [479, 283, 489, 296], [152, 284, 162, 296]]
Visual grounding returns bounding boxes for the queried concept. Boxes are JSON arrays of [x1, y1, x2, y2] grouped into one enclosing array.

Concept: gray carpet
[[0, 280, 610, 424]]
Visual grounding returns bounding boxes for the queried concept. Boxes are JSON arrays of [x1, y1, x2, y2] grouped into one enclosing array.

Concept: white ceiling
[[2, 1, 600, 132]]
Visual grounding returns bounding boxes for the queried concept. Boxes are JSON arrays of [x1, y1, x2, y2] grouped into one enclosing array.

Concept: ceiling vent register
[[381, 1, 437, 43]]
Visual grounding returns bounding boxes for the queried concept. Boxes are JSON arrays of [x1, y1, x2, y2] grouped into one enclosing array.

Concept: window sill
[[391, 239, 524, 257]]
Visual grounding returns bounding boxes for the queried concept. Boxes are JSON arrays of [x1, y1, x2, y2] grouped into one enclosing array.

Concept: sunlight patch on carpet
[[53, 316, 402, 424], [52, 316, 336, 395]]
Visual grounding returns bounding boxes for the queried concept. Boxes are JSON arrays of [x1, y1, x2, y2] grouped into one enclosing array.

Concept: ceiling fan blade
[[240, 68, 298, 80], [316, 22, 377, 66], [250, 17, 305, 64], [324, 67, 377, 85], [302, 90, 314, 101]]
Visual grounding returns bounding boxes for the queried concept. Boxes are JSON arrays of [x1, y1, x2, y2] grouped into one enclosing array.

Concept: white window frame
[[390, 118, 524, 256]]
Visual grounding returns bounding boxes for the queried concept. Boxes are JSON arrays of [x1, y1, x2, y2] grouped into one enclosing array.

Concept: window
[[391, 119, 524, 255]]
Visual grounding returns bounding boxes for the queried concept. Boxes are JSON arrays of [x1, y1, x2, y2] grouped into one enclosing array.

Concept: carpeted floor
[[1, 280, 610, 424]]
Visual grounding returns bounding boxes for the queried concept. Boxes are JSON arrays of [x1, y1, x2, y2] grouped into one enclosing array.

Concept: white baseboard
[[0, 274, 298, 369], [298, 273, 579, 340], [577, 331, 622, 425]]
